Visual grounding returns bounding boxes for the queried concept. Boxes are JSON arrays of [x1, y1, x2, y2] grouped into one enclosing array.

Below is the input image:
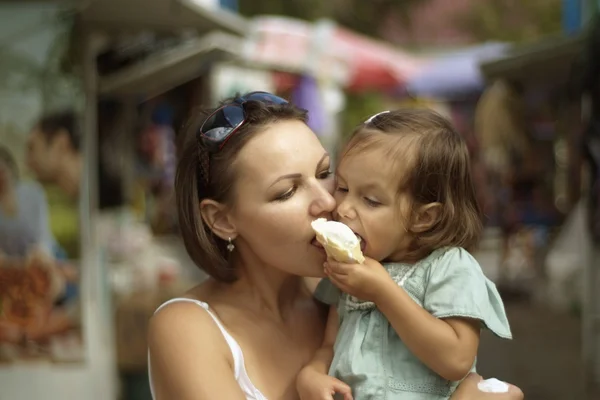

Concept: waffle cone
[[314, 232, 365, 264]]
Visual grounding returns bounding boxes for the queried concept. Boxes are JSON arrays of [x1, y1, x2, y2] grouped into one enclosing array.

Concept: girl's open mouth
[[355, 234, 367, 251]]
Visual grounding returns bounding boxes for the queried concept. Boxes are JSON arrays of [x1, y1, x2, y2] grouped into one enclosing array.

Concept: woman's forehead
[[237, 120, 326, 176]]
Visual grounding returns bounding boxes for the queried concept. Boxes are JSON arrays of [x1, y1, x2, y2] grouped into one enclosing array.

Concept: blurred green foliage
[[239, 0, 563, 45], [458, 0, 563, 44], [340, 92, 385, 141]]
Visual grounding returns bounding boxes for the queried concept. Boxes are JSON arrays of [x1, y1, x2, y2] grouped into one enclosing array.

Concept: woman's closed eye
[[275, 185, 297, 201], [317, 169, 333, 180], [275, 170, 332, 201], [335, 186, 348, 193]]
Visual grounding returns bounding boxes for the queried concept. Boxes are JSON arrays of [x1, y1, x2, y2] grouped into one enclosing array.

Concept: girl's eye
[[364, 197, 380, 207], [275, 186, 297, 201], [317, 169, 333, 180], [336, 186, 348, 193]]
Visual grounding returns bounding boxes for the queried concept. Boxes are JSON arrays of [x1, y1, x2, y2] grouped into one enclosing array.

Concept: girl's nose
[[336, 197, 357, 221]]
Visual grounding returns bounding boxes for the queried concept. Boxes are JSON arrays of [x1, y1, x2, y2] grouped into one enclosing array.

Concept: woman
[[148, 92, 524, 400]]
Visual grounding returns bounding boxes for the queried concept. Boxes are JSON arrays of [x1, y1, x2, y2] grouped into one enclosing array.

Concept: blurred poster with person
[[0, 5, 84, 364], [136, 104, 178, 235]]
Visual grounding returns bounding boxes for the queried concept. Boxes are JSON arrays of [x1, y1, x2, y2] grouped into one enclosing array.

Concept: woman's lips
[[311, 238, 326, 256]]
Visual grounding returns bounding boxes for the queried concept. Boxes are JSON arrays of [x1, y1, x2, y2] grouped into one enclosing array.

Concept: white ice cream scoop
[[477, 378, 509, 393], [311, 218, 365, 264]]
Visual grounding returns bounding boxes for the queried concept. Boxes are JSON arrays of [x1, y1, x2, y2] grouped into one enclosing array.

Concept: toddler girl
[[297, 109, 512, 400]]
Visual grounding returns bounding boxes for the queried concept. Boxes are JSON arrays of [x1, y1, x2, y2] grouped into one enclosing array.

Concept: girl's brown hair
[[175, 94, 308, 282], [343, 108, 483, 259]]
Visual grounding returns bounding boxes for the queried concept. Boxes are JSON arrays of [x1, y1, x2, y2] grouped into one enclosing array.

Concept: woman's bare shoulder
[[148, 289, 245, 399], [149, 282, 224, 347], [148, 293, 229, 358]]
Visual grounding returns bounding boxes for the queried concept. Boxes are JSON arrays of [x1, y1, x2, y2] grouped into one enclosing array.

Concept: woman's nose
[[310, 181, 336, 217]]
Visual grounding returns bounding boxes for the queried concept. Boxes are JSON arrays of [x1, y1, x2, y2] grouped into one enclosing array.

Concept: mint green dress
[[315, 247, 512, 400]]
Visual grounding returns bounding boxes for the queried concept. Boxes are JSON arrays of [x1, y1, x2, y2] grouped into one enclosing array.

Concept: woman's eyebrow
[[269, 173, 302, 188], [315, 153, 329, 172], [269, 153, 330, 188]]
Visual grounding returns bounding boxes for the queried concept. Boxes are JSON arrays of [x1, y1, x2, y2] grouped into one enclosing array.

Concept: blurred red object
[[272, 72, 300, 93], [333, 27, 423, 92], [245, 17, 425, 93]]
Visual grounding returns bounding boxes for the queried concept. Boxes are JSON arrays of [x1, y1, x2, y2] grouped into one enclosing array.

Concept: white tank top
[[149, 298, 268, 400]]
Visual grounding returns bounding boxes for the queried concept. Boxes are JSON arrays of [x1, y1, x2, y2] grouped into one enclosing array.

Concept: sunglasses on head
[[198, 91, 289, 153]]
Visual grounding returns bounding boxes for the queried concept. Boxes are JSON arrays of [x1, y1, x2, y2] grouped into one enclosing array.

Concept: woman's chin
[[310, 270, 327, 278], [303, 259, 327, 278], [305, 252, 328, 278]]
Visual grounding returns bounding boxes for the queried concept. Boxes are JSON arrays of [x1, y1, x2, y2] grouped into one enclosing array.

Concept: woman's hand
[[324, 257, 393, 303], [297, 366, 353, 400], [452, 374, 524, 400]]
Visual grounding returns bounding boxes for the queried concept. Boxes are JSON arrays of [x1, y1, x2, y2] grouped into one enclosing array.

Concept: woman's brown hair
[[175, 94, 308, 282], [342, 108, 483, 259]]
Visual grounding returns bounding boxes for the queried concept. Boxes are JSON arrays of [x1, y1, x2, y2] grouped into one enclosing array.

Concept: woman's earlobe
[[411, 202, 442, 233], [199, 199, 237, 240]]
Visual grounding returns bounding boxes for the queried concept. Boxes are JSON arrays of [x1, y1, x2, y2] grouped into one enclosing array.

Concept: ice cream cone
[[311, 218, 365, 264]]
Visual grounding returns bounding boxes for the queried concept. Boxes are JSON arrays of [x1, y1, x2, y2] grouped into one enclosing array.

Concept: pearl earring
[[227, 237, 235, 252]]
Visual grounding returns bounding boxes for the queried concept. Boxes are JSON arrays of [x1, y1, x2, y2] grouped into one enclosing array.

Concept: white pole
[[80, 27, 119, 399]]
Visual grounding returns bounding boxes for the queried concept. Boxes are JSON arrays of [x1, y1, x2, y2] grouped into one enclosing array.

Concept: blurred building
[[0, 2, 251, 400], [478, 1, 600, 396]]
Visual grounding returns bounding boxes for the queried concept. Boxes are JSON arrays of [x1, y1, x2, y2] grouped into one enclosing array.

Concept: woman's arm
[[451, 374, 524, 400], [297, 306, 352, 400], [303, 305, 339, 373], [148, 302, 247, 400], [376, 280, 480, 381]]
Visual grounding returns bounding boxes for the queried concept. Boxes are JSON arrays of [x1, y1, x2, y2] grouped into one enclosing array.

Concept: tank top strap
[[154, 298, 244, 378], [152, 298, 268, 400]]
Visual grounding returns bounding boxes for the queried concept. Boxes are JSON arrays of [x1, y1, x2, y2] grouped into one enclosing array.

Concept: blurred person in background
[[26, 110, 81, 258], [27, 110, 81, 199], [148, 92, 523, 400], [0, 144, 79, 347], [475, 80, 534, 282]]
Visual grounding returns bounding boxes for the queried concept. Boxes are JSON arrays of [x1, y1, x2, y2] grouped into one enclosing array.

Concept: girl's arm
[[375, 280, 480, 381]]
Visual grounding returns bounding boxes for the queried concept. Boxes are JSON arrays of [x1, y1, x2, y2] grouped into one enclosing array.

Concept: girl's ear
[[411, 202, 442, 233]]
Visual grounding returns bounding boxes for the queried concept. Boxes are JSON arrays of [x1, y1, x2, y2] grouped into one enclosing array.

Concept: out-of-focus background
[[0, 0, 598, 399]]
